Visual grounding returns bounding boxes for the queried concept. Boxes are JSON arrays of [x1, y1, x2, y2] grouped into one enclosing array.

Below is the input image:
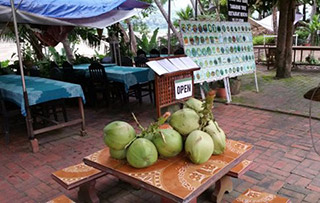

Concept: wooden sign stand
[[149, 56, 200, 117]]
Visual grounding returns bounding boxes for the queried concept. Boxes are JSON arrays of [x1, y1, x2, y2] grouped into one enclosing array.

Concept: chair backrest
[[29, 65, 40, 76], [62, 61, 73, 70], [174, 47, 185, 55], [134, 56, 149, 67], [160, 47, 168, 55], [137, 49, 146, 58], [50, 67, 63, 80], [121, 56, 133, 66], [89, 62, 108, 86], [149, 49, 160, 58]]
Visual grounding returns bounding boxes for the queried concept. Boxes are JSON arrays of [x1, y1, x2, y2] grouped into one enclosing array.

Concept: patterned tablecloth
[[0, 75, 85, 116], [84, 139, 253, 202], [73, 64, 154, 92]]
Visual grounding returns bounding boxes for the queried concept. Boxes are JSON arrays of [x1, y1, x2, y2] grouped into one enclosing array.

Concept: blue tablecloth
[[73, 64, 154, 92], [0, 75, 85, 116]]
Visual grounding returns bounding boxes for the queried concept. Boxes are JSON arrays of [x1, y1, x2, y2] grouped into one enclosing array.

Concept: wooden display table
[[83, 139, 253, 202]]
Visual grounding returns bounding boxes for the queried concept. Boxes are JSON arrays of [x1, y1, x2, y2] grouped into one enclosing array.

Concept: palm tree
[[153, 0, 184, 45]]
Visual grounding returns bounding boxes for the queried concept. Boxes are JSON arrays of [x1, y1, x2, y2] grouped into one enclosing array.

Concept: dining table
[[73, 64, 154, 92], [0, 74, 86, 152], [83, 139, 253, 202]]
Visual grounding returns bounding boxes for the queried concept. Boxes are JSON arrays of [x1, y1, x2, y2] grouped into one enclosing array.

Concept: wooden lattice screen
[[150, 56, 199, 117]]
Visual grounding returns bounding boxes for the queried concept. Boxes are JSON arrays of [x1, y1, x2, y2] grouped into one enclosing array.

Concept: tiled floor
[[1, 66, 320, 202]]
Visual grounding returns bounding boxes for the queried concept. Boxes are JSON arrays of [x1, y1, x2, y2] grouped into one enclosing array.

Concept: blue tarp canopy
[[0, 0, 149, 28]]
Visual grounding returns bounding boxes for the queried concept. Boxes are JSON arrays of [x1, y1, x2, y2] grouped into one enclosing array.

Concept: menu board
[[180, 20, 256, 84]]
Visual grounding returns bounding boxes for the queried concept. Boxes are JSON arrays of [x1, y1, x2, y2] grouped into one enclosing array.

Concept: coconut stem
[[132, 112, 145, 131]]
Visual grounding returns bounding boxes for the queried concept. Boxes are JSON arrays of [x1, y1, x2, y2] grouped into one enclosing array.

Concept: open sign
[[175, 77, 193, 100]]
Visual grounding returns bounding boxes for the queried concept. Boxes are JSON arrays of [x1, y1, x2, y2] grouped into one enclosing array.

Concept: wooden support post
[[211, 176, 233, 203], [78, 98, 87, 136], [300, 50, 303, 62], [78, 180, 99, 203]]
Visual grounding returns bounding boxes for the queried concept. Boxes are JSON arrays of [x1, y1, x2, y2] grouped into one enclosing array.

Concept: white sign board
[[175, 77, 193, 100]]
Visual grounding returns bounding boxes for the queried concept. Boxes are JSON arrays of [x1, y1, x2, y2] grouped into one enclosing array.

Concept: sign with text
[[228, 0, 248, 22], [175, 77, 193, 100]]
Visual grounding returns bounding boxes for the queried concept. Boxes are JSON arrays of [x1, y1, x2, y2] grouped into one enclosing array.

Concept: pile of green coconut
[[103, 90, 226, 168]]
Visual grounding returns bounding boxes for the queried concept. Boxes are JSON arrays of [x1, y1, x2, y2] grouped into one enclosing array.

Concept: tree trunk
[[303, 3, 306, 21], [197, 0, 205, 15], [154, 0, 183, 45], [311, 0, 317, 18], [272, 5, 277, 34], [61, 38, 75, 64], [126, 19, 137, 56], [118, 23, 129, 43], [275, 0, 295, 78]]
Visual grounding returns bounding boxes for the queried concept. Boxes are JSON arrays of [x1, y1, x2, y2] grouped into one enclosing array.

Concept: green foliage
[[174, 5, 194, 27], [68, 27, 101, 47], [35, 59, 51, 78], [158, 35, 180, 51], [295, 28, 309, 45], [48, 47, 66, 66], [303, 14, 320, 46], [136, 28, 159, 52], [132, 20, 150, 35], [0, 60, 10, 68], [252, 35, 275, 45]]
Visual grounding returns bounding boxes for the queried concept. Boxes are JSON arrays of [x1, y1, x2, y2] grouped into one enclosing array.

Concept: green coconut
[[185, 130, 214, 164], [152, 128, 183, 158], [126, 138, 158, 168], [184, 98, 204, 113], [169, 108, 200, 136], [109, 148, 127, 160], [204, 120, 226, 155], [103, 121, 136, 150]]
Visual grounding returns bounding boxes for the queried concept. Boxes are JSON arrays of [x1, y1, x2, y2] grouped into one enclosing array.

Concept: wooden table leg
[[78, 180, 99, 203], [30, 138, 39, 153], [211, 176, 233, 203]]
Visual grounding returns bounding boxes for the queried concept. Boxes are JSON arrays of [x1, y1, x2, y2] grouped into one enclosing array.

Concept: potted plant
[[230, 77, 241, 95]]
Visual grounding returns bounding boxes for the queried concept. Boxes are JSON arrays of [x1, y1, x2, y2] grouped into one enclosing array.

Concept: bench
[[213, 160, 252, 203], [51, 163, 106, 203], [233, 188, 291, 203], [47, 195, 75, 203]]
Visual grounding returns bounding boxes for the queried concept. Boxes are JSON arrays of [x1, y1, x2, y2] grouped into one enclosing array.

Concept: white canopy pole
[[167, 0, 171, 54], [10, 0, 35, 145]]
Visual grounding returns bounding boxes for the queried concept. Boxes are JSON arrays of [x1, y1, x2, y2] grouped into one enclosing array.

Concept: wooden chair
[[149, 49, 160, 58], [134, 56, 148, 67], [265, 45, 276, 70], [89, 61, 110, 108], [174, 47, 185, 55], [160, 47, 168, 55], [137, 49, 147, 57], [233, 189, 291, 203], [121, 56, 133, 66], [46, 195, 75, 203], [62, 61, 74, 83]]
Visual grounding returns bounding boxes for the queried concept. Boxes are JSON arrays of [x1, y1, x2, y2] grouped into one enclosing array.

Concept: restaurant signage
[[175, 77, 193, 100], [228, 0, 248, 22], [180, 20, 256, 84]]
